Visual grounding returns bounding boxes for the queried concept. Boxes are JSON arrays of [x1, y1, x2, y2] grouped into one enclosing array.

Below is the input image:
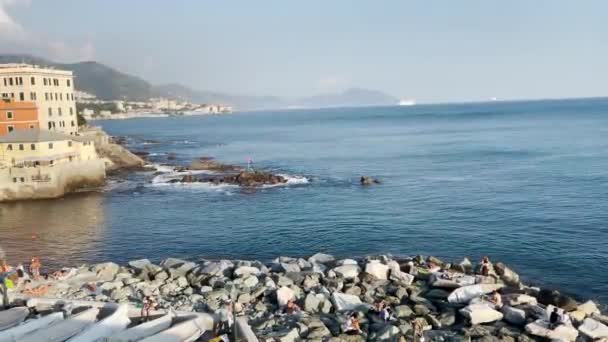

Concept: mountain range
[[0, 54, 398, 110]]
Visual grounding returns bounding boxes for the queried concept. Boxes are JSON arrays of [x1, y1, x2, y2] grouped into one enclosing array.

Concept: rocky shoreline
[[11, 254, 608, 341]]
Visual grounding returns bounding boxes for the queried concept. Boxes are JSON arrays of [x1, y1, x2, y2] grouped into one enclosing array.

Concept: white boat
[[107, 311, 174, 342], [447, 283, 504, 304], [0, 312, 64, 342], [139, 316, 208, 342], [68, 304, 131, 342], [0, 307, 29, 331], [398, 98, 416, 106], [20, 307, 100, 342]]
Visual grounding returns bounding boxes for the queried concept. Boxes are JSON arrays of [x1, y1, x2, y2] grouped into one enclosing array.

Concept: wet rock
[[494, 263, 520, 286], [308, 253, 336, 265]]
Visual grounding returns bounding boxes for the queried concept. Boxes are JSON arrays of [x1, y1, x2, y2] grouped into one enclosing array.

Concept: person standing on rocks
[[141, 296, 156, 322]]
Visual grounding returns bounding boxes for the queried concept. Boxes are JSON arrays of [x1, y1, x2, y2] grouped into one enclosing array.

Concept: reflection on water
[[0, 192, 105, 270]]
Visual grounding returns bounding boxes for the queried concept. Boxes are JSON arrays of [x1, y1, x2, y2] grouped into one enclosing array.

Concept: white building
[[0, 63, 78, 135]]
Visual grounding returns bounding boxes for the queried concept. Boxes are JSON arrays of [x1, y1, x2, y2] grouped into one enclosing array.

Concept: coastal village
[[0, 62, 235, 201]]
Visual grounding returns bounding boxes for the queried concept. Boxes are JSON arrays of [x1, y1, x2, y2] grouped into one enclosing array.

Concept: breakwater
[[12, 253, 608, 341]]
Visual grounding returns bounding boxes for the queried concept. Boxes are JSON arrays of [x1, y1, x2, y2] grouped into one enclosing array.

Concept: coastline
[[8, 253, 607, 341]]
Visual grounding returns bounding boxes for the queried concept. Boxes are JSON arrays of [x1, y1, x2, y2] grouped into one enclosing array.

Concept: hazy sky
[[1, 0, 607, 102]]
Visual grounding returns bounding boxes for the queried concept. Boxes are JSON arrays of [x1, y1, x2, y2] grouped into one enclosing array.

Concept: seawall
[[0, 159, 106, 201]]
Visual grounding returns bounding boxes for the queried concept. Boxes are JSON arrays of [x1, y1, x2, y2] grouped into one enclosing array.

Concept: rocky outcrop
[[96, 142, 145, 172], [171, 170, 288, 187], [189, 157, 242, 172], [11, 254, 606, 342]]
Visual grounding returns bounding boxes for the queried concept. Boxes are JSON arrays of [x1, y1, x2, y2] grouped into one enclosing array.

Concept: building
[[0, 98, 39, 136], [0, 130, 105, 201], [0, 63, 78, 135]]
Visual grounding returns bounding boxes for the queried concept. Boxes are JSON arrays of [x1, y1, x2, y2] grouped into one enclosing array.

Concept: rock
[[365, 261, 389, 280], [304, 293, 322, 313], [414, 304, 431, 316], [427, 256, 444, 266], [153, 270, 169, 281], [332, 265, 361, 279], [198, 260, 234, 277], [389, 269, 415, 285], [440, 308, 456, 327], [578, 300, 601, 316], [344, 285, 362, 296], [279, 262, 301, 274], [369, 324, 400, 341], [537, 289, 578, 311], [302, 273, 321, 290], [237, 293, 251, 304], [308, 253, 336, 265], [337, 259, 359, 266], [502, 294, 537, 306], [425, 314, 442, 329], [460, 304, 504, 325], [233, 266, 261, 278], [525, 321, 579, 342], [94, 262, 119, 282], [425, 288, 450, 300], [128, 259, 162, 276], [276, 275, 294, 287], [242, 275, 259, 288], [276, 286, 295, 307], [501, 306, 527, 326], [176, 276, 189, 288], [494, 262, 520, 286], [394, 305, 414, 318], [360, 176, 374, 185], [332, 292, 366, 312], [279, 328, 300, 342], [160, 258, 197, 279], [579, 318, 608, 340]]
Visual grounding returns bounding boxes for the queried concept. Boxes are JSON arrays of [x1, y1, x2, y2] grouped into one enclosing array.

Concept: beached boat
[[20, 307, 100, 342], [68, 304, 131, 341], [0, 312, 64, 342], [447, 283, 504, 304], [139, 315, 208, 342], [107, 311, 174, 342], [0, 307, 29, 331]]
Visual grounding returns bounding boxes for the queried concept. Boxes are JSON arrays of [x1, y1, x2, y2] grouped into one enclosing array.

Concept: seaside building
[[0, 130, 105, 200], [0, 98, 39, 136], [0, 63, 78, 135]]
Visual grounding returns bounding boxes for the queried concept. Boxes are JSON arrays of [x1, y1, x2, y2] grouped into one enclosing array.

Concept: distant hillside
[[0, 54, 398, 110], [0, 54, 153, 101]]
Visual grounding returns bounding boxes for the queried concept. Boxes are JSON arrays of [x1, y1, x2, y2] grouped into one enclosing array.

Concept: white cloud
[[0, 0, 95, 61]]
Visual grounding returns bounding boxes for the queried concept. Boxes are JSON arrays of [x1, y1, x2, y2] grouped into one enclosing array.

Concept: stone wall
[[0, 159, 106, 201]]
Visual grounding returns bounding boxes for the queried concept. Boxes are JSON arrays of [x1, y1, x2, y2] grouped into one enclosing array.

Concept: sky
[[1, 0, 607, 102]]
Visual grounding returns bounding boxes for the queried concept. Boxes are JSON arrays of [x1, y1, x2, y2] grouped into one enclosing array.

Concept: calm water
[[1, 99, 608, 304]]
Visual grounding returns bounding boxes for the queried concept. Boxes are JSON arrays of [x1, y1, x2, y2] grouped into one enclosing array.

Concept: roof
[[0, 130, 74, 143]]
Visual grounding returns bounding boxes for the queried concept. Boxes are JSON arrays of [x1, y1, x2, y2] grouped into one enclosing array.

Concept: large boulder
[[448, 283, 504, 304], [537, 289, 578, 311], [459, 304, 504, 325], [233, 266, 261, 278], [394, 305, 414, 318], [94, 262, 120, 282], [332, 265, 360, 279], [198, 260, 234, 277], [160, 258, 197, 279], [502, 294, 537, 306], [128, 259, 162, 278], [494, 262, 520, 286], [579, 318, 608, 340], [308, 253, 336, 265], [365, 261, 389, 280], [525, 320, 579, 342], [276, 286, 295, 307], [332, 292, 366, 312], [502, 305, 527, 326]]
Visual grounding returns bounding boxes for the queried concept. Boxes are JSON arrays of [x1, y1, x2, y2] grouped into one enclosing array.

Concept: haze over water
[[1, 98, 607, 304]]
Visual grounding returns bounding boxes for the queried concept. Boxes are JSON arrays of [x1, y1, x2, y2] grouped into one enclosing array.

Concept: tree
[[77, 112, 87, 127]]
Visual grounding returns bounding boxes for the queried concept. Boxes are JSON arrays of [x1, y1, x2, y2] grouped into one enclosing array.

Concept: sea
[[1, 98, 607, 305]]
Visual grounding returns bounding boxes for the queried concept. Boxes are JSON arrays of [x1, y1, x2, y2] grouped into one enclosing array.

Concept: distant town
[[76, 90, 232, 121]]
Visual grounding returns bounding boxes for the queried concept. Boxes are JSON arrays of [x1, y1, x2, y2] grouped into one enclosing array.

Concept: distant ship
[[398, 98, 416, 106]]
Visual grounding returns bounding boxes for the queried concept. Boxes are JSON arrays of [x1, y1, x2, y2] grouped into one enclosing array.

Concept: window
[[71, 120, 75, 127], [17, 77, 23, 85], [8, 78, 13, 86], [6, 111, 13, 119], [60, 93, 63, 101], [19, 92, 24, 101], [20, 177, 24, 183], [58, 108, 62, 116], [55, 93, 58, 101], [29, 124, 35, 129], [48, 143, 54, 149], [50, 160, 54, 165], [7, 126, 14, 133], [68, 141, 73, 147], [30, 144, 35, 150], [48, 108, 53, 116], [71, 93, 74, 101], [2, 78, 6, 86], [48, 122, 52, 130], [45, 93, 49, 101], [30, 92, 37, 101], [12, 178, 17, 183], [70, 107, 73, 115], [30, 77, 35, 85], [67, 79, 71, 87], [7, 144, 12, 151], [19, 144, 24, 151]]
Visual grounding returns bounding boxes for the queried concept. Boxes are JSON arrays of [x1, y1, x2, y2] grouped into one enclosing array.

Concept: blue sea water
[[1, 98, 607, 304]]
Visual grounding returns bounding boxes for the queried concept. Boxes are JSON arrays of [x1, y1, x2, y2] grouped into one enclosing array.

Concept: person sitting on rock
[[549, 307, 562, 329], [479, 256, 493, 276], [345, 313, 362, 335], [488, 290, 503, 308], [426, 262, 441, 273], [286, 299, 301, 314]]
